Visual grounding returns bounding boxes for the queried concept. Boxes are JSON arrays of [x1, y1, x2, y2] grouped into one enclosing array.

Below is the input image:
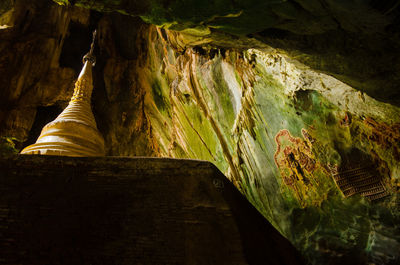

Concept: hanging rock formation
[[53, 0, 400, 106]]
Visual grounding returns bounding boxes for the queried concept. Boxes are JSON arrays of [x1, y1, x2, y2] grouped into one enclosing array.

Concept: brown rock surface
[[0, 155, 304, 265], [0, 0, 89, 142]]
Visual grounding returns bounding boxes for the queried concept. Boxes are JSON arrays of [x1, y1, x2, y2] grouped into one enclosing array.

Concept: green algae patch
[[52, 0, 69, 5], [0, 137, 20, 158], [151, 79, 168, 113]]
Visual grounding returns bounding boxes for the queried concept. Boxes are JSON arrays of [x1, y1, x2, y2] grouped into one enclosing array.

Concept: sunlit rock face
[[1, 1, 400, 264], [53, 0, 400, 106], [126, 26, 400, 265]]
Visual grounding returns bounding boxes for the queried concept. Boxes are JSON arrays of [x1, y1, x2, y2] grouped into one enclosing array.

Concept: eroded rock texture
[[53, 0, 400, 106], [1, 1, 400, 264], [129, 26, 400, 265], [0, 0, 90, 145]]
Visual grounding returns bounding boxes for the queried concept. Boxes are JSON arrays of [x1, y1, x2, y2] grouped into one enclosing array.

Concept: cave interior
[[1, 0, 400, 264]]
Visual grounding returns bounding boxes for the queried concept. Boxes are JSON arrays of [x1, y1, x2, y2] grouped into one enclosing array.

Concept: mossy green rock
[[129, 26, 400, 264], [53, 0, 400, 106], [0, 137, 20, 157], [0, 0, 13, 26]]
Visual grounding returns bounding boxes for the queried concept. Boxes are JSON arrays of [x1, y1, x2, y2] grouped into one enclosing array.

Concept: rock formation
[[1, 0, 399, 264]]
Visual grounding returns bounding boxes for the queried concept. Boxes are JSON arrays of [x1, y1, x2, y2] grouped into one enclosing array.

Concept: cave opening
[[59, 11, 102, 72], [59, 21, 92, 72]]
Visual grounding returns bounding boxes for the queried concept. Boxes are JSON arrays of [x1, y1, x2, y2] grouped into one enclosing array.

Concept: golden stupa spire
[[21, 30, 105, 156]]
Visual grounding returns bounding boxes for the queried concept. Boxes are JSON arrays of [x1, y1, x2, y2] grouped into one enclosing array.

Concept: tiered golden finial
[[21, 30, 105, 156]]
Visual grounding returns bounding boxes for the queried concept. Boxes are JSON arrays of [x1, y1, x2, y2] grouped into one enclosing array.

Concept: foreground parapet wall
[[0, 155, 303, 265]]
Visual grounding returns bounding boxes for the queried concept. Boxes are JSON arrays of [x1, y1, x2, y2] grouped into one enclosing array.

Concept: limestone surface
[[1, 1, 400, 264]]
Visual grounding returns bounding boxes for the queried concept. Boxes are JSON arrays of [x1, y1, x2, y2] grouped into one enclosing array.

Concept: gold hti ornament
[[21, 31, 105, 156]]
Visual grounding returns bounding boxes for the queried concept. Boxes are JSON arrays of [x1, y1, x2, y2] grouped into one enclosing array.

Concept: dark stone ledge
[[0, 155, 303, 265]]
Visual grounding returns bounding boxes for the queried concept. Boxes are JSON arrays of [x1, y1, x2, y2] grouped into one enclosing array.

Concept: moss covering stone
[[0, 137, 20, 157], [132, 26, 400, 264]]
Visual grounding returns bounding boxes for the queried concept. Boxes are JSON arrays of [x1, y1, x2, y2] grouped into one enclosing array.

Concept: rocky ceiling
[[52, 0, 400, 106], [1, 0, 400, 264]]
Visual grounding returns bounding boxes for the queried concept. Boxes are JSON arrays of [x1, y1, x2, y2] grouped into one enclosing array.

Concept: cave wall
[[1, 1, 400, 264], [0, 0, 89, 149], [134, 26, 400, 264]]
